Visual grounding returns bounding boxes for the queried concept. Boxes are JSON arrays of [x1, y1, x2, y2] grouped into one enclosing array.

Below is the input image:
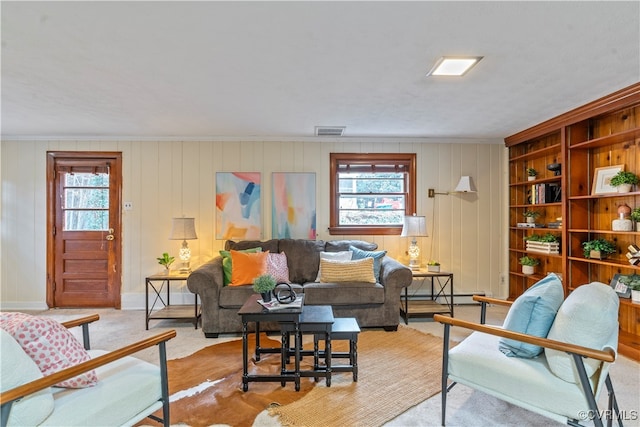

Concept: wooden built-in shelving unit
[[505, 82, 640, 361]]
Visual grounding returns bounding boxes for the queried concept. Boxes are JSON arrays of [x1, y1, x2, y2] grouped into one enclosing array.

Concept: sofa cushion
[[267, 252, 290, 283], [320, 257, 376, 283], [0, 312, 98, 388], [220, 247, 262, 286], [279, 239, 325, 283], [315, 251, 353, 281], [0, 328, 54, 426], [498, 273, 564, 358], [349, 245, 387, 282], [229, 250, 268, 286], [546, 282, 619, 383], [325, 240, 378, 252], [303, 282, 385, 305], [226, 239, 279, 253]]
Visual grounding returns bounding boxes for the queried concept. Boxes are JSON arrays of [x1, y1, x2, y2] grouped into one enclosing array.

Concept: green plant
[[519, 256, 539, 266], [582, 239, 617, 258], [523, 233, 559, 243], [630, 207, 640, 222], [523, 210, 541, 219], [252, 274, 277, 293], [527, 167, 538, 177], [609, 170, 639, 187], [618, 274, 640, 291], [156, 252, 175, 269], [427, 260, 440, 266]]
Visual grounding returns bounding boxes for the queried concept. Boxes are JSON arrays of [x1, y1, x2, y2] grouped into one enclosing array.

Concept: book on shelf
[[257, 295, 304, 311], [527, 183, 561, 204]]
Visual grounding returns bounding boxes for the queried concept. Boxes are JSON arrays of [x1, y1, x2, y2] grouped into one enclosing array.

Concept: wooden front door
[[46, 152, 122, 308]]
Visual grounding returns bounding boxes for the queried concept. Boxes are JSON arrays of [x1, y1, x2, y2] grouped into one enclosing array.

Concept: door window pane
[[62, 173, 109, 231]]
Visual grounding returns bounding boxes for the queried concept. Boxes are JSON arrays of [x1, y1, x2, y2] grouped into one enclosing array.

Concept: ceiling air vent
[[315, 126, 346, 137]]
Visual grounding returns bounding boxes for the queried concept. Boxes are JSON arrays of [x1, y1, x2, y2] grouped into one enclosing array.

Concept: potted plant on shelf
[[523, 210, 541, 224], [157, 252, 175, 274], [527, 168, 538, 181], [523, 233, 560, 254], [582, 238, 617, 259], [252, 274, 277, 302], [631, 207, 640, 232], [618, 274, 640, 303], [519, 256, 539, 275], [427, 260, 441, 273], [609, 170, 639, 193]]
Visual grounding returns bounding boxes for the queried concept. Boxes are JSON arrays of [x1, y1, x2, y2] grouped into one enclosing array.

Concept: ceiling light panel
[[427, 56, 483, 76]]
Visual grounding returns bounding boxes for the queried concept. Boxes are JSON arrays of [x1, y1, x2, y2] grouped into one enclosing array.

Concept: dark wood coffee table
[[237, 294, 304, 391]]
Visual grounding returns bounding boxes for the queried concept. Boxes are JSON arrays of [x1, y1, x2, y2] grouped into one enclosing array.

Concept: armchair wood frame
[[0, 315, 176, 427], [434, 295, 622, 427]]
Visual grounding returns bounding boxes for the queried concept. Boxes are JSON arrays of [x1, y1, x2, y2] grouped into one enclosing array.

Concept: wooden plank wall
[[0, 139, 505, 309]]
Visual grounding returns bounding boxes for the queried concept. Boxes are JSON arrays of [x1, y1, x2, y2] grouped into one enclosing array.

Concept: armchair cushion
[[498, 273, 564, 358], [546, 282, 619, 383], [0, 329, 54, 426]]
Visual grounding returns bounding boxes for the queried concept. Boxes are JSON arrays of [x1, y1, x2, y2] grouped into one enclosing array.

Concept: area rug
[[269, 326, 443, 426], [162, 326, 444, 427]]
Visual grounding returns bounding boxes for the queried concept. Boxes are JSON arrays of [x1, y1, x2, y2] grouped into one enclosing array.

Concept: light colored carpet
[[22, 306, 640, 427]]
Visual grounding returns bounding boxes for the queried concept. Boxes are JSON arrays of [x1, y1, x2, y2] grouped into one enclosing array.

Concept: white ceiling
[[2, 1, 639, 141]]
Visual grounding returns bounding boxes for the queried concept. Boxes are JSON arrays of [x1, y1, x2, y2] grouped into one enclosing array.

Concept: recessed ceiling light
[[427, 56, 483, 77]]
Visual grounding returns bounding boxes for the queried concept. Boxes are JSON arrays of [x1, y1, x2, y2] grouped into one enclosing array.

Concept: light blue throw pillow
[[349, 245, 386, 282], [498, 273, 564, 358]]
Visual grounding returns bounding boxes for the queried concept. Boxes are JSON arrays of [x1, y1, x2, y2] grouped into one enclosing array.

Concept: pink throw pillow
[[0, 312, 97, 388], [267, 252, 291, 283]]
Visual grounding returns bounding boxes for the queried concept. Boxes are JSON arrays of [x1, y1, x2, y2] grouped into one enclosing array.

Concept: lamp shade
[[454, 176, 477, 193], [169, 217, 198, 240], [400, 215, 428, 237]]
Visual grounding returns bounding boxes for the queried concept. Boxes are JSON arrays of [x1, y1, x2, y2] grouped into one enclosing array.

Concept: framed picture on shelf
[[591, 165, 624, 195], [609, 273, 633, 298]]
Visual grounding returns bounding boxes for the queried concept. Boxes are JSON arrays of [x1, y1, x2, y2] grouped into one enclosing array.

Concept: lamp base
[[408, 259, 420, 270]]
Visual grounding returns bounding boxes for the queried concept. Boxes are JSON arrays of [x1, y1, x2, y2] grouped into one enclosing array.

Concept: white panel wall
[[0, 139, 507, 309]]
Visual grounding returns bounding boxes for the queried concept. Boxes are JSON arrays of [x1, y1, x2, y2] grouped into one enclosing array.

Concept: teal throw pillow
[[349, 245, 386, 282], [219, 247, 262, 286], [498, 273, 564, 358]]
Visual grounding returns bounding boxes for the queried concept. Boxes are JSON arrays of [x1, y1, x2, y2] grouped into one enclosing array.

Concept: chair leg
[[605, 374, 622, 427], [159, 341, 171, 427], [441, 323, 451, 427], [571, 353, 603, 427]]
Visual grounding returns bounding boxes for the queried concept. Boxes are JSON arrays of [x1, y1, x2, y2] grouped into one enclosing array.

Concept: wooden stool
[[314, 317, 360, 382]]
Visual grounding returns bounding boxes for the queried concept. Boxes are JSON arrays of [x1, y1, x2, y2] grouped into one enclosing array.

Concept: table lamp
[[400, 214, 428, 270], [169, 217, 198, 273]]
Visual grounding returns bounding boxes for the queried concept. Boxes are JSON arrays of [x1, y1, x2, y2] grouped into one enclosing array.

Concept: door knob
[[106, 234, 115, 241]]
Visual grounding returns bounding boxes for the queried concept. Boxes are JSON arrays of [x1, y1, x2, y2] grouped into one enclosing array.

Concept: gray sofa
[[187, 239, 413, 338]]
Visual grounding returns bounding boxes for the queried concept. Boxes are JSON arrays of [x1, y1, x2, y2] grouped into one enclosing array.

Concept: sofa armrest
[[433, 314, 615, 363], [379, 256, 413, 290], [187, 257, 224, 303], [0, 329, 176, 409]]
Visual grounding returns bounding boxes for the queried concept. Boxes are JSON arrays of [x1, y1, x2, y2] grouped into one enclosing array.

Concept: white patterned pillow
[[315, 251, 353, 282], [320, 257, 376, 283], [267, 252, 290, 283], [0, 312, 98, 388]]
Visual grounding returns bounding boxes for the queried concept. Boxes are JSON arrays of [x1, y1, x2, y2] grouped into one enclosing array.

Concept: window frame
[[329, 152, 416, 235]]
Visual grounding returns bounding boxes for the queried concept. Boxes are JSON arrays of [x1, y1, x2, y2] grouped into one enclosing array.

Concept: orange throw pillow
[[229, 250, 268, 286]]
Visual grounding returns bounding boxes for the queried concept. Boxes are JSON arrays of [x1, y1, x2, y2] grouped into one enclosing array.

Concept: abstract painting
[[272, 172, 316, 239], [216, 172, 261, 239]]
